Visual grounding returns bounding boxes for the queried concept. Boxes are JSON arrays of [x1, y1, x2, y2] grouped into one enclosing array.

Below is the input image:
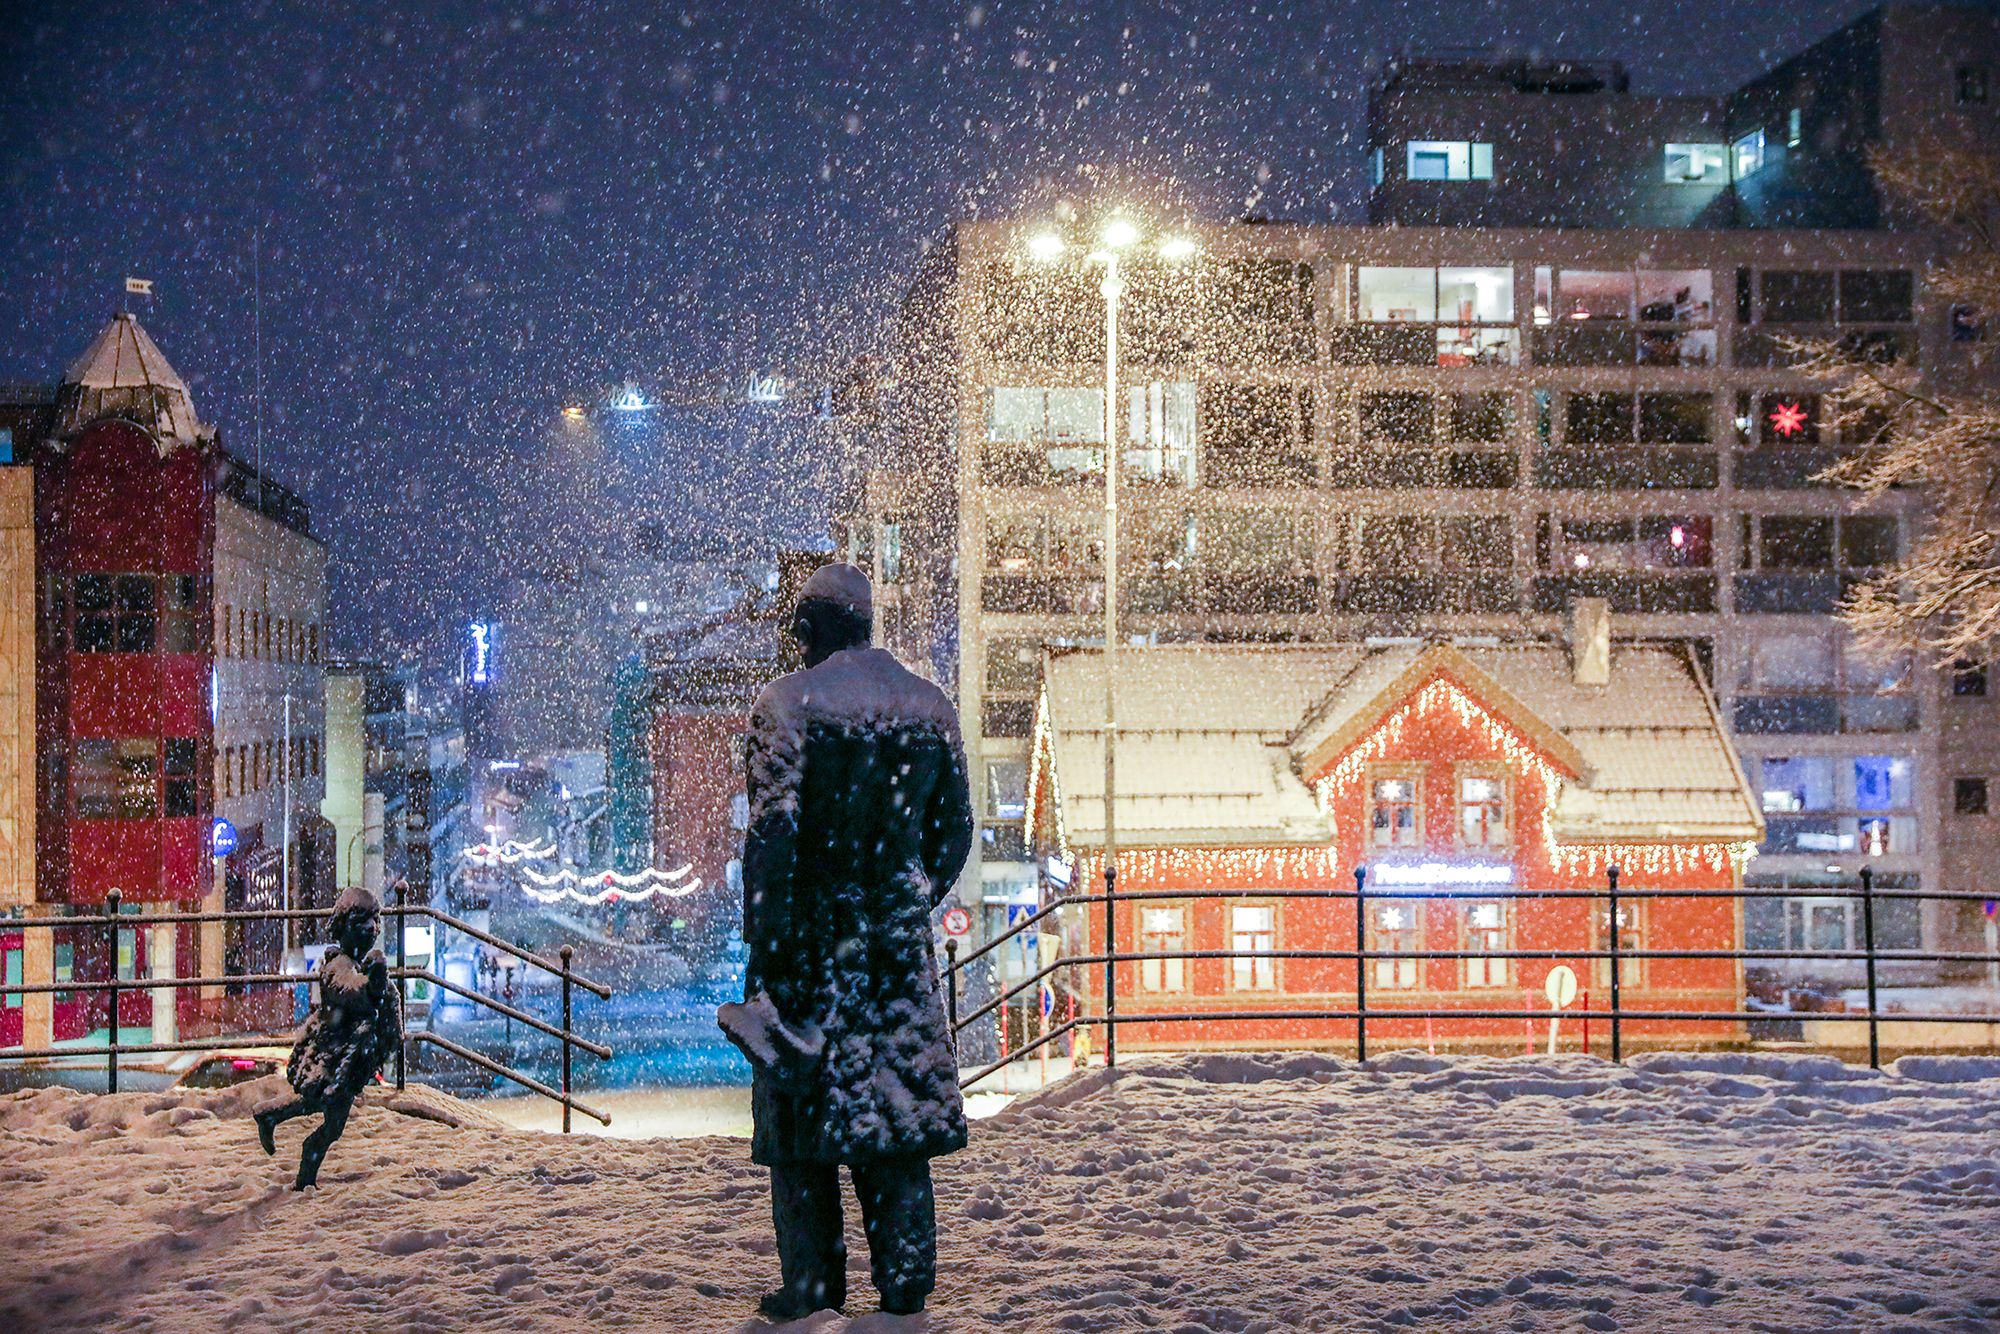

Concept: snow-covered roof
[[57, 312, 209, 449], [1041, 645, 1366, 847], [1041, 640, 1763, 851]]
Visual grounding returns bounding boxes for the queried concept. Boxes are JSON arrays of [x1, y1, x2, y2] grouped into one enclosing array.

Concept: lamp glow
[[1102, 219, 1139, 247], [1158, 237, 1198, 259], [1028, 233, 1065, 259]]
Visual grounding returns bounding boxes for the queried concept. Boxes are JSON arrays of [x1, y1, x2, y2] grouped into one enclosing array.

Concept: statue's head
[[328, 887, 381, 956], [791, 563, 873, 667]]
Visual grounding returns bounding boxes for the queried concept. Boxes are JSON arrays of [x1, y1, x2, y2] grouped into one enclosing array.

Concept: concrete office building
[[875, 4, 2000, 990]]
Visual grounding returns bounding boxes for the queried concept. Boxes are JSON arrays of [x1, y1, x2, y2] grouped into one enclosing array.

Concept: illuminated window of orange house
[[1459, 771, 1508, 846], [1370, 776, 1421, 848]]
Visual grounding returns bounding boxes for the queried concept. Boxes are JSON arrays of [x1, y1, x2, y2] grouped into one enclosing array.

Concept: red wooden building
[[1031, 630, 1764, 1054]]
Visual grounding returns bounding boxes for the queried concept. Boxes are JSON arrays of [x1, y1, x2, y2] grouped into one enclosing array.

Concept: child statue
[[254, 887, 403, 1190]]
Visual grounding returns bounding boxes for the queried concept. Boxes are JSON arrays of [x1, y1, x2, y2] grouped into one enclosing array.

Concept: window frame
[[1369, 897, 1425, 991], [1456, 766, 1510, 849], [1366, 765, 1425, 850], [1138, 901, 1191, 995], [1461, 899, 1511, 989], [1227, 900, 1279, 992]]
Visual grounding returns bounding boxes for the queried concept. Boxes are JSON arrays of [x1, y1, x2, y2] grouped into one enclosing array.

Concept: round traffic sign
[[211, 818, 238, 858], [1544, 964, 1579, 1009], [941, 905, 972, 937]]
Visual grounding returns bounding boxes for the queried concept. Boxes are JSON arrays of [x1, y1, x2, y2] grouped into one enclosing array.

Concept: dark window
[[1447, 392, 1511, 443], [1760, 517, 1834, 568], [1638, 392, 1711, 443], [1200, 384, 1313, 487], [985, 641, 1041, 693], [1958, 65, 1989, 105], [1566, 392, 1633, 444], [73, 574, 114, 652], [1841, 517, 1897, 568], [72, 738, 159, 818], [1953, 661, 1987, 696], [1441, 517, 1511, 569], [1952, 306, 1985, 342], [115, 576, 155, 652], [1358, 391, 1433, 446], [164, 738, 199, 817], [981, 699, 1035, 738], [1839, 271, 1914, 323], [1761, 271, 1835, 323], [161, 575, 199, 653], [1736, 267, 1753, 324], [1956, 777, 1988, 815], [1758, 394, 1821, 446]]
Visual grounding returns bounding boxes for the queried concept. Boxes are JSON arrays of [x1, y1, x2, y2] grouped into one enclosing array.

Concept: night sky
[[0, 0, 1876, 664]]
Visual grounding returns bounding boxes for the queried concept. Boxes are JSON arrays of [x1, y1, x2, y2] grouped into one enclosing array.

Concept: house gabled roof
[[1037, 640, 1764, 853], [57, 312, 209, 449], [1291, 645, 1593, 782], [1039, 645, 1363, 849]]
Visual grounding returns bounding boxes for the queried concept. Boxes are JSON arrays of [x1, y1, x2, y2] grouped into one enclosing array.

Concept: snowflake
[[1768, 400, 1810, 437]]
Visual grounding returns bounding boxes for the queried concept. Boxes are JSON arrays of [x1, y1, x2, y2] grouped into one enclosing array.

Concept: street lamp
[[1026, 213, 1198, 1070]]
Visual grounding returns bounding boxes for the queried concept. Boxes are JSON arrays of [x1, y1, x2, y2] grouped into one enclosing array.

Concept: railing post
[[1352, 865, 1367, 1063], [1860, 865, 1880, 1070], [105, 889, 121, 1094], [944, 938, 959, 1040], [1606, 864, 1622, 1064], [1103, 863, 1116, 1070], [560, 944, 573, 1134], [394, 883, 408, 1091]]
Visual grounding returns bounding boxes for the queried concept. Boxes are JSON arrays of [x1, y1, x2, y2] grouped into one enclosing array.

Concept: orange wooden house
[[1028, 625, 1764, 1054]]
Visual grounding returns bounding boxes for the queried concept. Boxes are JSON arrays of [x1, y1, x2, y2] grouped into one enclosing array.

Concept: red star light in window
[[1769, 400, 1810, 437]]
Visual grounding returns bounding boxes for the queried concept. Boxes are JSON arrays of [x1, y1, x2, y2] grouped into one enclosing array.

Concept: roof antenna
[[253, 227, 263, 484]]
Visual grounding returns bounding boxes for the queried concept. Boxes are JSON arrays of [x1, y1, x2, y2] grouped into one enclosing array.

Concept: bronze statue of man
[[726, 563, 973, 1319]]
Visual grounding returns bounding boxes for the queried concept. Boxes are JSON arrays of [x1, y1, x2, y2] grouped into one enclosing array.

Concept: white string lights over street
[[459, 841, 704, 904]]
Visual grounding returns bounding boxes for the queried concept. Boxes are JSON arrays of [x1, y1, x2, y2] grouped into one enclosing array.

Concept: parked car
[[170, 1047, 293, 1089]]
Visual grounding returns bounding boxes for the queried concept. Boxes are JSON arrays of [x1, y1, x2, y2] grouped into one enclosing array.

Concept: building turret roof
[[58, 311, 209, 449]]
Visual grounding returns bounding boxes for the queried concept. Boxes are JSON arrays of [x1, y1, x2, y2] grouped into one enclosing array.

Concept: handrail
[[950, 864, 2000, 1088], [0, 895, 615, 1129], [406, 1032, 611, 1126]]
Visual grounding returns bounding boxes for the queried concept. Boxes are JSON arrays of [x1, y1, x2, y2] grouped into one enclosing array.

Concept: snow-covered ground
[[4, 1051, 1999, 1333]]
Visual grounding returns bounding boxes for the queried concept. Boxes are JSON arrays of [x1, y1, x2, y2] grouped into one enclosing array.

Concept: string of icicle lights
[[460, 841, 704, 904]]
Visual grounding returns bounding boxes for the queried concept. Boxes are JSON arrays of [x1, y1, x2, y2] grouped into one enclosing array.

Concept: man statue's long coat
[[740, 646, 975, 1166]]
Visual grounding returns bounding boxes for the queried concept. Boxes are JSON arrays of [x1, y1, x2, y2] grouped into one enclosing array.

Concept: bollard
[[560, 944, 573, 1134], [1607, 865, 1622, 1064], [944, 938, 959, 1043], [1860, 866, 1880, 1070], [105, 889, 122, 1094], [1352, 866, 1368, 1063], [1103, 863, 1116, 1070], [395, 883, 408, 1091]]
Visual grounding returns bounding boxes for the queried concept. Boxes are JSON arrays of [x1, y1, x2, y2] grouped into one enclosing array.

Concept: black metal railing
[[0, 887, 614, 1128], [943, 865, 2000, 1090]]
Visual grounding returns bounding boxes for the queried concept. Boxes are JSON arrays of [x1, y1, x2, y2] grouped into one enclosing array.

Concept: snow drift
[[3, 1052, 1997, 1332]]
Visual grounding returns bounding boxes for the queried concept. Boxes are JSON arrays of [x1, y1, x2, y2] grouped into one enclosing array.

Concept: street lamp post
[[1029, 216, 1194, 1072]]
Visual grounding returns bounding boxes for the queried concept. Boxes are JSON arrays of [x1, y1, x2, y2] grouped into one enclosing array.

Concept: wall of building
[[213, 493, 326, 988], [927, 219, 1951, 973], [0, 468, 34, 909]]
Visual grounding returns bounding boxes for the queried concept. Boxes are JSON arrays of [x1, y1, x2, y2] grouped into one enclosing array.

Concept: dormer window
[[1459, 774, 1508, 846], [1370, 777, 1420, 848]]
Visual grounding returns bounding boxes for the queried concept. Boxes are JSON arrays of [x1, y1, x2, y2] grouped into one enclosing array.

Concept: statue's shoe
[[757, 1290, 842, 1321], [254, 1113, 275, 1157]]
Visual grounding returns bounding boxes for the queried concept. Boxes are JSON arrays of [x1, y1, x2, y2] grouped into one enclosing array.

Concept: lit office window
[[1663, 142, 1727, 183], [1732, 129, 1767, 179], [1405, 141, 1494, 181]]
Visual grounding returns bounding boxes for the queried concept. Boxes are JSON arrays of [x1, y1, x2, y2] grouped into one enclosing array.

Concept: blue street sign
[[211, 818, 238, 858], [1040, 982, 1055, 1018]]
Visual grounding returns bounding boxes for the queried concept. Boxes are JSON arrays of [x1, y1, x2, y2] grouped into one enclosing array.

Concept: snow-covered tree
[[1810, 131, 2000, 668]]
